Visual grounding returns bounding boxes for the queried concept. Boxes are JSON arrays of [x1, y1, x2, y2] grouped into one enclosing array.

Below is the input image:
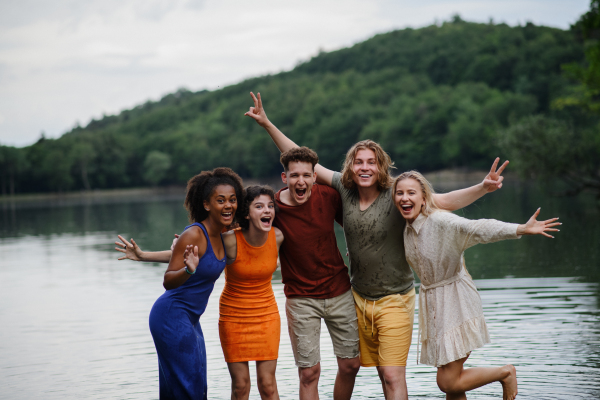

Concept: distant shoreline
[[0, 170, 515, 209]]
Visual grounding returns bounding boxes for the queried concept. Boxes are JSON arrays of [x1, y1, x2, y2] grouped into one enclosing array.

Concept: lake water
[[1, 183, 599, 399]]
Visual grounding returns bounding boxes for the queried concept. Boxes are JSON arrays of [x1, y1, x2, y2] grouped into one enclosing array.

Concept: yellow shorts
[[352, 288, 416, 367]]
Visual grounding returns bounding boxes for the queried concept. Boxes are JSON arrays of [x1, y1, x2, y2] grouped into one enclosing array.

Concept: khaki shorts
[[286, 289, 360, 368], [352, 288, 416, 367]]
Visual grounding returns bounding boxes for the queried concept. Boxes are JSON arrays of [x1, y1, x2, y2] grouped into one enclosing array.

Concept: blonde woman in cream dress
[[393, 171, 560, 400]]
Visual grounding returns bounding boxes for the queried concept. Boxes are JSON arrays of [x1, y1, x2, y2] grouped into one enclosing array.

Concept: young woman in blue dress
[[128, 167, 244, 400]]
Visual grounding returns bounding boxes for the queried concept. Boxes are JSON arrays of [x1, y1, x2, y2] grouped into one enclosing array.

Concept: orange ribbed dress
[[218, 228, 280, 363]]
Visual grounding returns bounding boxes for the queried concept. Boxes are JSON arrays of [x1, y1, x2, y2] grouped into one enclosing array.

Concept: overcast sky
[[0, 0, 590, 147]]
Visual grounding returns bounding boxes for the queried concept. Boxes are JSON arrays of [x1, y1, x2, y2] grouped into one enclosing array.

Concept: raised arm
[[433, 158, 509, 211], [115, 234, 172, 263], [244, 92, 336, 186]]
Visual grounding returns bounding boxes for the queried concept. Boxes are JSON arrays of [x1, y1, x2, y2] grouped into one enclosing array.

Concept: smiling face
[[281, 161, 316, 206], [352, 149, 380, 189], [246, 194, 275, 232], [204, 184, 238, 226], [394, 178, 425, 223]]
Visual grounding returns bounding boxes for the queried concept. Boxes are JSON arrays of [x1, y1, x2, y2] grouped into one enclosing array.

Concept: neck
[[242, 225, 270, 247], [356, 184, 381, 210], [201, 217, 225, 236]]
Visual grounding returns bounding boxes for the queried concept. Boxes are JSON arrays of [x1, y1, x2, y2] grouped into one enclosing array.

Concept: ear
[[203, 200, 210, 211], [313, 170, 317, 180], [281, 171, 288, 184]]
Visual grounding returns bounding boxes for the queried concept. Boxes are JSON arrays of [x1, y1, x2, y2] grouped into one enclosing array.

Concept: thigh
[[227, 361, 251, 382], [256, 359, 278, 382], [286, 297, 323, 368], [323, 290, 360, 360], [352, 289, 380, 367], [376, 289, 416, 367]]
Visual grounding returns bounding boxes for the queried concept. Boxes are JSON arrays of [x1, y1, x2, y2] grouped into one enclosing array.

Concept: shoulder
[[273, 227, 284, 245], [180, 224, 207, 242]]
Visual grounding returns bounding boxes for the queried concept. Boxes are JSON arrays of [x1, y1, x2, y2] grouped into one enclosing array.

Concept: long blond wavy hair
[[393, 170, 440, 217], [340, 140, 395, 191]]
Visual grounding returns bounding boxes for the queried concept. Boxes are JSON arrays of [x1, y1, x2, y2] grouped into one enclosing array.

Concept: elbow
[[163, 276, 174, 291]]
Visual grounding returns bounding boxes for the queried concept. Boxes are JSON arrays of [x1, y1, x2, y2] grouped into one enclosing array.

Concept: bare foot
[[500, 365, 518, 400]]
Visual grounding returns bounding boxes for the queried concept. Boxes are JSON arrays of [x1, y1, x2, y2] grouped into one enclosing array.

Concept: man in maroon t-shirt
[[255, 139, 361, 399]]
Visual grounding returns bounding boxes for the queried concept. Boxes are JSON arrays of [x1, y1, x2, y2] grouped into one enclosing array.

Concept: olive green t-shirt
[[332, 172, 414, 300]]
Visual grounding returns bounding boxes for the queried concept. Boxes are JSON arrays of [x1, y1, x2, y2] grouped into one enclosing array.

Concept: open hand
[[115, 235, 143, 261], [518, 208, 561, 238], [183, 244, 199, 273], [482, 157, 509, 193], [244, 92, 270, 127]]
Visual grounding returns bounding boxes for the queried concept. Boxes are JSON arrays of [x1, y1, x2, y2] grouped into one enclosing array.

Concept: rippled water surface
[[1, 184, 599, 399]]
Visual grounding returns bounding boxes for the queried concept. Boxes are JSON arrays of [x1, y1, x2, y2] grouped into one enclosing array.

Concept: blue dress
[[149, 223, 226, 400]]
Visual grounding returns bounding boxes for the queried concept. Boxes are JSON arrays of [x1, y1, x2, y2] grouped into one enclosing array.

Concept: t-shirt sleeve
[[331, 171, 344, 194]]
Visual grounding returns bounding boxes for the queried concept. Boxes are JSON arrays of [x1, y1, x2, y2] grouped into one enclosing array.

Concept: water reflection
[[0, 184, 599, 399]]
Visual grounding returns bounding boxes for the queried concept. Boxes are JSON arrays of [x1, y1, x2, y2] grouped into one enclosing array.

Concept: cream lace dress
[[404, 211, 520, 367]]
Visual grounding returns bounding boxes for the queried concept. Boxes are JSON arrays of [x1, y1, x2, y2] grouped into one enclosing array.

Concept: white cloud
[[0, 0, 591, 147]]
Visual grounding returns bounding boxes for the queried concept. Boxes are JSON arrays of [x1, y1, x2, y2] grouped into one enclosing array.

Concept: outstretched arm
[[244, 92, 336, 186], [433, 158, 509, 211], [115, 234, 172, 263]]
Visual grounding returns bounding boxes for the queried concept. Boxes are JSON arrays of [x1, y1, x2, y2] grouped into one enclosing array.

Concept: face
[[246, 194, 275, 232], [394, 178, 425, 223], [352, 149, 379, 189], [204, 184, 238, 226], [281, 161, 316, 206]]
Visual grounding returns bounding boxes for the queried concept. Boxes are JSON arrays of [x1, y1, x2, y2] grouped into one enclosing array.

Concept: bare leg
[[376, 366, 408, 400], [299, 363, 320, 400], [227, 362, 251, 400], [436, 355, 518, 400], [333, 356, 360, 400], [256, 360, 279, 400]]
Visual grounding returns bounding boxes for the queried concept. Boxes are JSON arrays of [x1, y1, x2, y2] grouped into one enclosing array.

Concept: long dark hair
[[237, 185, 277, 230], [184, 167, 245, 223]]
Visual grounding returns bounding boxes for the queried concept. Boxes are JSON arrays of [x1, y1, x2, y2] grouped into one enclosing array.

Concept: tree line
[[0, 13, 597, 198]]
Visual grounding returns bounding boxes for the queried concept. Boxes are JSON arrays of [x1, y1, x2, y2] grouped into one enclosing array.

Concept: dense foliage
[[0, 18, 589, 195]]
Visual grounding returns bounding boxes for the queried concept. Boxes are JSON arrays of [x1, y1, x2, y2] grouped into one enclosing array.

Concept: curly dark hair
[[184, 167, 245, 223], [237, 185, 278, 230], [280, 147, 319, 171]]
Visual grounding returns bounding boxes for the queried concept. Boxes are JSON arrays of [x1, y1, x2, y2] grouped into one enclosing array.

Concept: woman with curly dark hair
[[133, 167, 243, 400], [116, 184, 284, 400]]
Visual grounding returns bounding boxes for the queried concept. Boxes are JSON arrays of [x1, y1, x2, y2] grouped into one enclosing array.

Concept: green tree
[[143, 151, 172, 186]]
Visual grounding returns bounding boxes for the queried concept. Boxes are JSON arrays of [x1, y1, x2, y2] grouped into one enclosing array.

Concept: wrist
[[184, 265, 196, 275], [517, 224, 526, 236]]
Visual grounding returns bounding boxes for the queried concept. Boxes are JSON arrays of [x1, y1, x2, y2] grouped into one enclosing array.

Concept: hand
[[115, 235, 143, 261], [517, 208, 561, 238], [244, 92, 270, 127], [482, 157, 509, 193], [183, 244, 199, 273], [170, 234, 180, 251]]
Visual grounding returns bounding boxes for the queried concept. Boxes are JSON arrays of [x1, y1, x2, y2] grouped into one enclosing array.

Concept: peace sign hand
[[518, 208, 561, 238], [482, 157, 509, 193], [244, 92, 270, 127]]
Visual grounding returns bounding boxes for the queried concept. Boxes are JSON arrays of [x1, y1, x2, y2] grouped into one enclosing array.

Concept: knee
[[231, 376, 251, 398], [257, 378, 277, 399], [299, 364, 320, 385], [380, 368, 405, 388], [338, 357, 360, 377], [436, 375, 457, 394]]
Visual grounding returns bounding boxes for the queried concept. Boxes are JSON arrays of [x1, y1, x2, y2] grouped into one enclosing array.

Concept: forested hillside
[[0, 18, 589, 194]]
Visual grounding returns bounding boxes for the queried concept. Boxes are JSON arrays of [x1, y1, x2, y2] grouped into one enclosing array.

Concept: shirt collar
[[408, 213, 428, 235]]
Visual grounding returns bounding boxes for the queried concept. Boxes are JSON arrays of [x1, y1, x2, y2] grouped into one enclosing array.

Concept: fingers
[[250, 91, 258, 107], [193, 246, 199, 257], [118, 256, 126, 260], [118, 234, 131, 247], [489, 157, 499, 174], [541, 232, 555, 238], [532, 207, 541, 220], [131, 238, 138, 248], [115, 247, 126, 253], [174, 234, 179, 238], [257, 92, 263, 109], [496, 160, 509, 175]]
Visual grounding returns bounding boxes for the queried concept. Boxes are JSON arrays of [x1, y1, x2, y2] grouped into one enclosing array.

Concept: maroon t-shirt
[[274, 184, 351, 299]]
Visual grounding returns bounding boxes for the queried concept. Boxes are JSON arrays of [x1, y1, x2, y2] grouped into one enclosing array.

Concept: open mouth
[[222, 212, 233, 220], [295, 188, 307, 198], [400, 204, 414, 213], [359, 174, 371, 179]]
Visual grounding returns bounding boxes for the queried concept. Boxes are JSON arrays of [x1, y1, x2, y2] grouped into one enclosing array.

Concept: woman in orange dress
[[220, 185, 283, 400], [116, 185, 283, 400]]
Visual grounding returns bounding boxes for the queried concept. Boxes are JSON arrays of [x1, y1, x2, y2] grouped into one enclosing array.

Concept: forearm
[[262, 120, 298, 153], [163, 268, 191, 290], [434, 182, 487, 211], [139, 250, 172, 263]]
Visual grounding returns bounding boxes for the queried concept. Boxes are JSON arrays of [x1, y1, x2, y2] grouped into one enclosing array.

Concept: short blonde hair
[[393, 171, 439, 217], [340, 140, 395, 191]]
